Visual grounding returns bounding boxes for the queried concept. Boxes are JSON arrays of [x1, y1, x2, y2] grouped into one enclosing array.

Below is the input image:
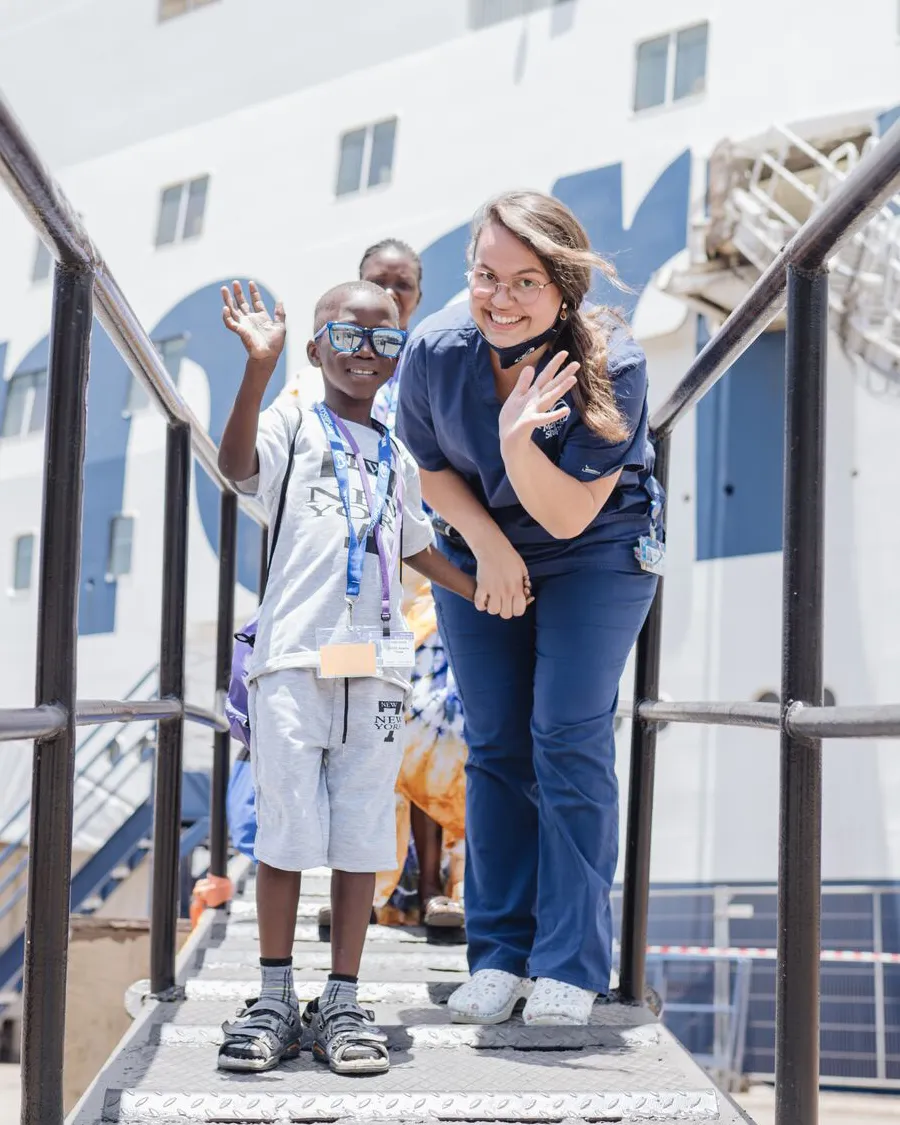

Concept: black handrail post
[[150, 422, 191, 996], [20, 264, 92, 1125], [619, 431, 670, 1004], [258, 527, 269, 600], [775, 264, 827, 1125], [209, 490, 237, 877]]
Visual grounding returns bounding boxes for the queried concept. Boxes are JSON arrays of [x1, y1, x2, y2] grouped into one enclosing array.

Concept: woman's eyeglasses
[[466, 268, 554, 308], [315, 322, 408, 359]]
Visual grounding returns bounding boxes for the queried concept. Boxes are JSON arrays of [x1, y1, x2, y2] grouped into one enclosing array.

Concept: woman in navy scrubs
[[395, 191, 663, 1026]]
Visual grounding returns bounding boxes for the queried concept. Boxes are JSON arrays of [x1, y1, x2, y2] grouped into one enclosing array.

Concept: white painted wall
[[0, 0, 469, 167], [0, 0, 898, 877]]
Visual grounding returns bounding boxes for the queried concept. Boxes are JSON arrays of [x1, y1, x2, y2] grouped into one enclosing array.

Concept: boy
[[216, 278, 475, 1075]]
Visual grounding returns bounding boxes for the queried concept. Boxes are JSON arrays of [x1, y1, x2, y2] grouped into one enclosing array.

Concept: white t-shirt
[[283, 365, 325, 409], [238, 398, 434, 687]]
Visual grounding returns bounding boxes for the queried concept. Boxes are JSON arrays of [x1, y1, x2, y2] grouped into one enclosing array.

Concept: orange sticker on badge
[[319, 642, 378, 678]]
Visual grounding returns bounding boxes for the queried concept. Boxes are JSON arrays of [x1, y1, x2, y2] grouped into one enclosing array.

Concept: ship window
[[674, 24, 709, 100], [31, 239, 52, 284], [182, 177, 208, 239], [634, 21, 708, 112], [126, 335, 187, 413], [158, 0, 219, 21], [107, 516, 135, 579], [336, 119, 398, 198], [155, 175, 209, 246], [368, 119, 397, 188], [12, 534, 34, 592], [1, 368, 48, 439], [634, 36, 669, 111], [469, 0, 565, 30]]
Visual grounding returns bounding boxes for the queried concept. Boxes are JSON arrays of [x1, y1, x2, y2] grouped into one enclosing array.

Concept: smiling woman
[[395, 190, 665, 1027]]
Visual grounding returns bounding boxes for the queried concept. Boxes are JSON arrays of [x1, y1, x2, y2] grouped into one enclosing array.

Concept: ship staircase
[[0, 667, 215, 1022], [661, 113, 900, 383], [68, 862, 750, 1124], [2, 86, 900, 1125]]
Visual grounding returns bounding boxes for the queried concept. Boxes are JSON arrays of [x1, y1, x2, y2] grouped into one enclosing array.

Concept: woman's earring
[[559, 303, 568, 322]]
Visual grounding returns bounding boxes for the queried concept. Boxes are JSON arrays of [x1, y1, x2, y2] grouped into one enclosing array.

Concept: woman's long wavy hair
[[469, 190, 631, 442]]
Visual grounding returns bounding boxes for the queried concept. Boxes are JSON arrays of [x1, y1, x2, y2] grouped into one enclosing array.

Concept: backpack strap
[[264, 407, 302, 585]]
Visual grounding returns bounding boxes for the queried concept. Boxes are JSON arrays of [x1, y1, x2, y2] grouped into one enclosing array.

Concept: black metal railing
[[618, 116, 900, 1125], [0, 92, 267, 1125], [1, 77, 899, 1125]]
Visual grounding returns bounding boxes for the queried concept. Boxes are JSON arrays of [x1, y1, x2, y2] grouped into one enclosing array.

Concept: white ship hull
[[0, 0, 898, 888]]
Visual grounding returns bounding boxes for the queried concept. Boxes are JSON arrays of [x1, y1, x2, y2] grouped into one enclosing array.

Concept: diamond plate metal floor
[[68, 864, 755, 1124]]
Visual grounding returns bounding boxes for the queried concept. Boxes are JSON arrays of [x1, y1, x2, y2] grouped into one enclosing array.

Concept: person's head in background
[[359, 238, 423, 332]]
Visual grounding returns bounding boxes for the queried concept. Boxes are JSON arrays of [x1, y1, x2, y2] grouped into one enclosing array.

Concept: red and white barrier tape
[[645, 944, 900, 965]]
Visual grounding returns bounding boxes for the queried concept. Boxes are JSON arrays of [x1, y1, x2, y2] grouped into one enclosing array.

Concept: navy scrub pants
[[433, 561, 657, 994]]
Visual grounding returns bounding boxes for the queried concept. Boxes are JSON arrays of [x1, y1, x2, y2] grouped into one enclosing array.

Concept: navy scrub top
[[395, 302, 660, 576]]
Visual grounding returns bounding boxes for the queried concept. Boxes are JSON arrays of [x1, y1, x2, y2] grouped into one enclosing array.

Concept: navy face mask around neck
[[484, 312, 566, 370]]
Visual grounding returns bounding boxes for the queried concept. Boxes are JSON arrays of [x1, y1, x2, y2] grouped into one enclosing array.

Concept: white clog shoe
[[522, 977, 597, 1025], [447, 969, 533, 1025]]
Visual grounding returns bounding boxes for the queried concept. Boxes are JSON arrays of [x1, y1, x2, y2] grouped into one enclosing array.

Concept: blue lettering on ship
[[6, 145, 808, 634]]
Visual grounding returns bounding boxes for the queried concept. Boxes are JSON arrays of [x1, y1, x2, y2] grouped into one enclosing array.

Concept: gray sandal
[[302, 996, 390, 1075], [423, 895, 465, 929], [217, 996, 303, 1072]]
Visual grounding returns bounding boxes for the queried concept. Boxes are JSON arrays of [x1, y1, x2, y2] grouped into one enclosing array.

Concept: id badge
[[635, 535, 666, 576], [316, 625, 379, 678], [379, 632, 416, 670]]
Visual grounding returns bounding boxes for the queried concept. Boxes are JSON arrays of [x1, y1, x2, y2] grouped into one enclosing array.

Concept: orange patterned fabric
[[373, 573, 468, 922]]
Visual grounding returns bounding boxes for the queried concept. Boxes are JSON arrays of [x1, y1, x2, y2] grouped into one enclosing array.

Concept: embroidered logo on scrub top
[[541, 402, 568, 439]]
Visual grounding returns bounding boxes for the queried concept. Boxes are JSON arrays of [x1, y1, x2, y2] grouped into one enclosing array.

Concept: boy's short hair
[[313, 281, 398, 331]]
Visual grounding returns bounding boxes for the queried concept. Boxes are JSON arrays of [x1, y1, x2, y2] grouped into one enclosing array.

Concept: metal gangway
[[1, 82, 900, 1124]]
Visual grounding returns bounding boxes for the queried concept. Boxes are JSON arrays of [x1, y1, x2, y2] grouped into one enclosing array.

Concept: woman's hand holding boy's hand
[[221, 280, 286, 372], [472, 535, 533, 619]]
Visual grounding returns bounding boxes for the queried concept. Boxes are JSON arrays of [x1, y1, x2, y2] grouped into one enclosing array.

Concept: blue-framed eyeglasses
[[314, 321, 407, 359]]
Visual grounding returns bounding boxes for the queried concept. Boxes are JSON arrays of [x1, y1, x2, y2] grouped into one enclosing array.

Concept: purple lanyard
[[328, 412, 403, 634]]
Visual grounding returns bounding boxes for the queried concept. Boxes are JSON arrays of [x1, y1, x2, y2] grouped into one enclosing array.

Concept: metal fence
[[1, 80, 900, 1125], [610, 882, 900, 1088]]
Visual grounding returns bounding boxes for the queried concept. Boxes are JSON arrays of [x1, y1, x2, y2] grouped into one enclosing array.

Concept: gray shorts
[[248, 670, 406, 873]]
